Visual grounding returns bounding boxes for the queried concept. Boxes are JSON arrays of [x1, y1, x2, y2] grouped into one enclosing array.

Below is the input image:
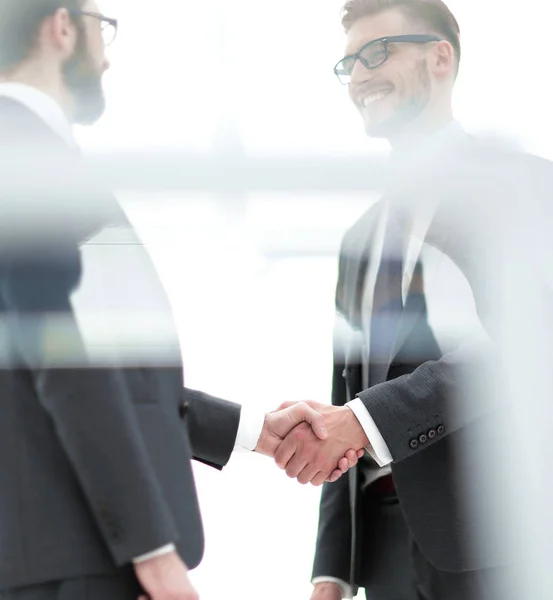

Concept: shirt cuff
[[312, 576, 353, 599], [234, 405, 266, 451], [347, 398, 393, 467], [132, 543, 176, 564]]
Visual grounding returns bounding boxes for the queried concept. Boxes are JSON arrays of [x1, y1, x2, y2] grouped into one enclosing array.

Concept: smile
[[362, 89, 393, 106]]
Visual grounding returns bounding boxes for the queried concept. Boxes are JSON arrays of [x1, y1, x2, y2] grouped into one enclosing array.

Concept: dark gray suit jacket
[[0, 98, 241, 591], [313, 132, 553, 588]]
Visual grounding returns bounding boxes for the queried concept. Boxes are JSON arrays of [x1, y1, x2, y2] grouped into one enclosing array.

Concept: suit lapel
[[336, 202, 383, 332]]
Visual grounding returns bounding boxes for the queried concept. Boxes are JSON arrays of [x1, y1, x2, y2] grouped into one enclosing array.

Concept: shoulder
[[339, 199, 383, 259]]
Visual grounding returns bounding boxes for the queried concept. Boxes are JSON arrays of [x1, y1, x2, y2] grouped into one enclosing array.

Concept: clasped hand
[[255, 401, 368, 486]]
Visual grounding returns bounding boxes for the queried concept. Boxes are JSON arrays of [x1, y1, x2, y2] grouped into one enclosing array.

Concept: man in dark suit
[[0, 2, 363, 600], [271, 1, 553, 599]]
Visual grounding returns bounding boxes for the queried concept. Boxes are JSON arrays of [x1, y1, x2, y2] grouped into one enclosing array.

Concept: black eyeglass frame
[[70, 10, 118, 45], [333, 34, 442, 84]]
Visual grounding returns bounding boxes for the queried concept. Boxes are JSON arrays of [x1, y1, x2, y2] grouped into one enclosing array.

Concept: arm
[[1, 244, 178, 566], [183, 388, 242, 469], [357, 337, 496, 463]]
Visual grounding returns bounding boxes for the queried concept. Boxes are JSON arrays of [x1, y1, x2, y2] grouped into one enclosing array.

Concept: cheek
[[90, 43, 107, 71]]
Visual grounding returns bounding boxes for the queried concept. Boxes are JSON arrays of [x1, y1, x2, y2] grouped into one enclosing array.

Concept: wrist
[[335, 406, 369, 448], [253, 413, 271, 456], [312, 581, 343, 599], [314, 581, 341, 589]]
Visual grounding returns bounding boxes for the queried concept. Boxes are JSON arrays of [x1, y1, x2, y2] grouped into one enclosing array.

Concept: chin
[[364, 119, 393, 139], [74, 98, 106, 126]]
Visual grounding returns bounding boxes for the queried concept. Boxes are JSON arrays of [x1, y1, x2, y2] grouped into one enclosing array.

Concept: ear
[[431, 40, 456, 79], [45, 8, 78, 57]]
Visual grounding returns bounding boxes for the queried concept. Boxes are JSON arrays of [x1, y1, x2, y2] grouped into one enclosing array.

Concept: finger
[[286, 455, 308, 479], [326, 468, 344, 483], [357, 448, 365, 458], [310, 471, 328, 487], [297, 463, 320, 485], [345, 449, 359, 469], [286, 403, 328, 440], [274, 436, 297, 470], [336, 450, 359, 473], [338, 456, 349, 473]]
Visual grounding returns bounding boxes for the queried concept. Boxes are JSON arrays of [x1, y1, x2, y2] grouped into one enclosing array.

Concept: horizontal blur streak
[[0, 151, 388, 195]]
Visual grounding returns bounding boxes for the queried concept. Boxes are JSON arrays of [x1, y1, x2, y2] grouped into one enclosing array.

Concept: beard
[[364, 59, 432, 138], [62, 30, 105, 125]]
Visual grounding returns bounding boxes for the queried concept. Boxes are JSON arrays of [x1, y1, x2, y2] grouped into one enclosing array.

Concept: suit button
[[418, 433, 428, 444], [428, 429, 437, 439], [179, 400, 190, 419], [437, 425, 445, 435], [409, 439, 418, 450]]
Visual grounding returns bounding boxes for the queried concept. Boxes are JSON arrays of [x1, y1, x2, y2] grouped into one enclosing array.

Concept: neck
[[0, 61, 73, 122], [387, 105, 454, 150]]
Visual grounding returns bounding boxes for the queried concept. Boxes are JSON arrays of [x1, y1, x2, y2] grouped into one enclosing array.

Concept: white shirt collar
[[0, 82, 77, 149]]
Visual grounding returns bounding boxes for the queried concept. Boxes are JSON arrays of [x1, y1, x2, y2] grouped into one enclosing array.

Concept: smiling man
[[309, 3, 463, 598], [339, 0, 459, 142], [297, 1, 520, 600]]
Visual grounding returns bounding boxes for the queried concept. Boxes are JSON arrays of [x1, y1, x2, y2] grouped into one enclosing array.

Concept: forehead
[[344, 9, 409, 55], [82, 0, 100, 12]]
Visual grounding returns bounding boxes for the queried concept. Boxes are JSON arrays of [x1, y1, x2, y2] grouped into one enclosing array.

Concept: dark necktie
[[368, 209, 405, 386]]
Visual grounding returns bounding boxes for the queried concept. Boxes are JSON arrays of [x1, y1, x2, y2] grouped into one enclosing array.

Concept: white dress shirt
[[0, 82, 267, 563], [0, 82, 78, 148]]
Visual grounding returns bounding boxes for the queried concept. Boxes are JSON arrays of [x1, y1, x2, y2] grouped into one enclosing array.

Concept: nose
[[102, 57, 111, 72], [349, 57, 373, 86]]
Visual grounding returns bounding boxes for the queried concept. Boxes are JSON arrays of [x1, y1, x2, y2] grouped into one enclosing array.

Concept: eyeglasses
[[333, 34, 442, 85], [71, 10, 118, 46]]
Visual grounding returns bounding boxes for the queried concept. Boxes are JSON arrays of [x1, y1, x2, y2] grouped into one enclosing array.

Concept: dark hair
[[0, 0, 84, 71], [341, 0, 461, 72]]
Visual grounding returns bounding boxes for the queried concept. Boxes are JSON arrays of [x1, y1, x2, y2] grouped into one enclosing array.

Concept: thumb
[[286, 403, 328, 440], [272, 400, 297, 413]]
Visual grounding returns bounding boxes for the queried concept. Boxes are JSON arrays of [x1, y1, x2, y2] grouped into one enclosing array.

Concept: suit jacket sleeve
[[357, 145, 548, 464], [357, 338, 499, 463], [183, 388, 241, 470], [0, 241, 179, 566]]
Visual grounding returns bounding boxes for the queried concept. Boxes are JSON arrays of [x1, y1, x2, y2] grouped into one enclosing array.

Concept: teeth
[[362, 90, 392, 106]]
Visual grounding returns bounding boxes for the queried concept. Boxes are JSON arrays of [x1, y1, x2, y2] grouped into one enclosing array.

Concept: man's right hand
[[136, 550, 199, 600], [311, 582, 343, 600]]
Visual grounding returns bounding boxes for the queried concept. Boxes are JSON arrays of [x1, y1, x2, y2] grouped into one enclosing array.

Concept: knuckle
[[295, 427, 310, 441]]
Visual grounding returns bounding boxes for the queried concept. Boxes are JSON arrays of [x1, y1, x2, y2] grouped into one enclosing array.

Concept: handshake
[[254, 400, 370, 486], [135, 401, 369, 600]]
